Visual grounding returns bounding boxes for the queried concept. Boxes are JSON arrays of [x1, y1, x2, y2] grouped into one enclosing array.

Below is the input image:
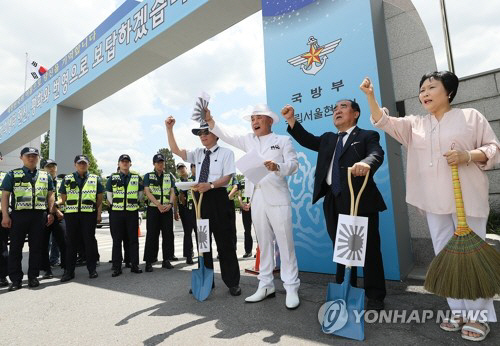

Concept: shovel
[[322, 167, 370, 341], [191, 191, 214, 301]]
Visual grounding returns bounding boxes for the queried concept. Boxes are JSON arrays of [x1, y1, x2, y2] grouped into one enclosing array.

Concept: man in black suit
[[281, 100, 387, 311]]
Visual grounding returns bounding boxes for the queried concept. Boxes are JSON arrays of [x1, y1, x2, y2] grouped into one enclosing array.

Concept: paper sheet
[[236, 149, 269, 184]]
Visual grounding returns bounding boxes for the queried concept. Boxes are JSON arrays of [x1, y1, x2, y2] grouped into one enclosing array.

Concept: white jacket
[[211, 122, 298, 206]]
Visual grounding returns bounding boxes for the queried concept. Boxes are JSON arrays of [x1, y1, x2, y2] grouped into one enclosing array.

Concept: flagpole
[[24, 52, 28, 91], [439, 0, 455, 73]]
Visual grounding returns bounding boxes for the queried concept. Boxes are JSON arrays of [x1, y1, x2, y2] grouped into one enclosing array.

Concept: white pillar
[[49, 105, 83, 175]]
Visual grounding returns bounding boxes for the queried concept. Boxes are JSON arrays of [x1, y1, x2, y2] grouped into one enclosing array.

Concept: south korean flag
[[28, 59, 47, 80]]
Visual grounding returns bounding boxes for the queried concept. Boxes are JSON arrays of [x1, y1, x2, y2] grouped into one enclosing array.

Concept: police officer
[[143, 153, 176, 272], [40, 159, 67, 279], [107, 154, 143, 276], [59, 155, 103, 281], [0, 169, 9, 287], [176, 162, 195, 265], [237, 179, 253, 258], [1, 147, 55, 291], [227, 174, 239, 249], [166, 117, 241, 296]]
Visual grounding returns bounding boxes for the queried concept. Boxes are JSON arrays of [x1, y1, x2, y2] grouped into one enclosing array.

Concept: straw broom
[[424, 164, 500, 300]]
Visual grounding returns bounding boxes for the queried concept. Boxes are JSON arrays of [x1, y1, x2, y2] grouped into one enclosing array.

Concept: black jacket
[[287, 122, 387, 215]]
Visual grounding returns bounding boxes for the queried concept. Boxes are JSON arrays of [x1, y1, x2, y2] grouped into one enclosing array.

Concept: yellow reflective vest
[[146, 172, 172, 207], [12, 169, 49, 210], [64, 173, 98, 213], [111, 173, 139, 211]]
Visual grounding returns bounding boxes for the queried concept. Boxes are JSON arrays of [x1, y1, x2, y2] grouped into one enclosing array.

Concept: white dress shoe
[[285, 291, 300, 310], [245, 287, 276, 303]]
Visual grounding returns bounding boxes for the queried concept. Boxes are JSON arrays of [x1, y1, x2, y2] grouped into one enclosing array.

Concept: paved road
[[0, 213, 498, 345]]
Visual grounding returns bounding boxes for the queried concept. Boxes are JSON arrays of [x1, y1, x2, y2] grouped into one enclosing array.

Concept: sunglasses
[[198, 129, 210, 136]]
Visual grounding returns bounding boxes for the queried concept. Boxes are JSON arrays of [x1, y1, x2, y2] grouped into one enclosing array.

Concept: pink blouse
[[372, 108, 500, 217]]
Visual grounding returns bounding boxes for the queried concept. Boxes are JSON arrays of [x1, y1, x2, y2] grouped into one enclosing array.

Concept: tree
[[40, 131, 50, 161], [157, 148, 176, 175], [82, 126, 102, 176]]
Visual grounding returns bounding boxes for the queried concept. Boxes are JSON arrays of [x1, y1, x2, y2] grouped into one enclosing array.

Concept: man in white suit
[[205, 104, 300, 309]]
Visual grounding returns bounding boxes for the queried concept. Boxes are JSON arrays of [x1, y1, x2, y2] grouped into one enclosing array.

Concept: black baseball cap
[[20, 147, 39, 156], [118, 154, 131, 162], [74, 155, 89, 164], [44, 159, 57, 167], [153, 153, 165, 163], [176, 162, 186, 169]]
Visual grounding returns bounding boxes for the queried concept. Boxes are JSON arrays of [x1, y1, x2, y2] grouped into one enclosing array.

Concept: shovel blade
[[323, 281, 365, 341], [191, 256, 214, 301]]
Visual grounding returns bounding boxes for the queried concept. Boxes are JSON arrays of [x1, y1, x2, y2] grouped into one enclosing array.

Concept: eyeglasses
[[198, 129, 210, 136]]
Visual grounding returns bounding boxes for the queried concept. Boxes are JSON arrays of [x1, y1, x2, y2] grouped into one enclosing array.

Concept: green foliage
[[487, 210, 500, 235], [40, 131, 50, 161], [82, 126, 102, 176], [157, 148, 176, 175]]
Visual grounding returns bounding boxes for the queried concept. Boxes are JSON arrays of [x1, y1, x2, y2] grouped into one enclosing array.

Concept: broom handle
[[451, 164, 469, 235], [347, 167, 370, 217]]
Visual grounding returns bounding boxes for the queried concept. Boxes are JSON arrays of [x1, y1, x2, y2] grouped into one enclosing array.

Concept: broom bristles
[[424, 230, 500, 300]]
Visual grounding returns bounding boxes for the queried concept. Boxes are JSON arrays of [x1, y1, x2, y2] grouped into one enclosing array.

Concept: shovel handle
[[347, 167, 370, 216], [191, 189, 204, 220]]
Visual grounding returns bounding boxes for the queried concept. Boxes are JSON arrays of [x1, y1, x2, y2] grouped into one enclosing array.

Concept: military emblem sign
[[333, 214, 368, 267], [287, 36, 341, 76], [197, 219, 210, 253]]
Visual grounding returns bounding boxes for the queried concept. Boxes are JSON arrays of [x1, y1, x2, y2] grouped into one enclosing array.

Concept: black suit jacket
[[288, 122, 387, 215]]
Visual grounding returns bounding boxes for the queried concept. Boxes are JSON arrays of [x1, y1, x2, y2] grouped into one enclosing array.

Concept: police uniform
[[186, 126, 240, 294], [0, 171, 9, 286], [60, 155, 103, 281], [239, 181, 253, 257], [0, 147, 54, 290], [40, 160, 67, 278], [177, 166, 196, 264], [143, 154, 176, 271], [106, 154, 143, 275], [226, 175, 239, 249]]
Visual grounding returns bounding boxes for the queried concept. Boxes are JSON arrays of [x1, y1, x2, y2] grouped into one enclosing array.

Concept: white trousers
[[426, 212, 497, 322], [251, 188, 300, 293]]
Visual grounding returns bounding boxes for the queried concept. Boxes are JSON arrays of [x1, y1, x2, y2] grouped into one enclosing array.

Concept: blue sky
[[0, 0, 498, 175]]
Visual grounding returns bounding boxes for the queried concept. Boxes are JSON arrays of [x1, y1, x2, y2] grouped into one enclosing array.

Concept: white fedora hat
[[243, 104, 280, 124]]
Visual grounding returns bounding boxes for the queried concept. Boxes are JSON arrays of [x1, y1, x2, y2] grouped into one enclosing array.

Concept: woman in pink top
[[360, 71, 498, 342]]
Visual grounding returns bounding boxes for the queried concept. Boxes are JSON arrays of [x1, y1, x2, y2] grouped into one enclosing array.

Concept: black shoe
[[366, 299, 385, 312], [60, 272, 75, 282], [229, 286, 241, 296], [28, 278, 40, 288], [162, 261, 174, 269], [89, 271, 98, 279], [112, 268, 122, 277], [125, 262, 131, 268], [169, 256, 179, 262], [0, 277, 9, 287], [145, 263, 153, 272], [8, 281, 22, 291], [186, 257, 194, 265], [42, 270, 54, 279], [130, 265, 142, 273], [243, 252, 252, 258], [108, 260, 113, 263]]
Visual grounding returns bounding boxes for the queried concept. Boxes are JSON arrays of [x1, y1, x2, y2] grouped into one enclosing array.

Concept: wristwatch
[[209, 182, 214, 189]]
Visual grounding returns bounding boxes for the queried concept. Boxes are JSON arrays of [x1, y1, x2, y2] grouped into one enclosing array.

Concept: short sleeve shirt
[[185, 145, 235, 187]]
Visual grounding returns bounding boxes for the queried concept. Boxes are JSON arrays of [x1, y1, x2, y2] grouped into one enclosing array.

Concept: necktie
[[331, 132, 347, 196], [198, 150, 211, 183]]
